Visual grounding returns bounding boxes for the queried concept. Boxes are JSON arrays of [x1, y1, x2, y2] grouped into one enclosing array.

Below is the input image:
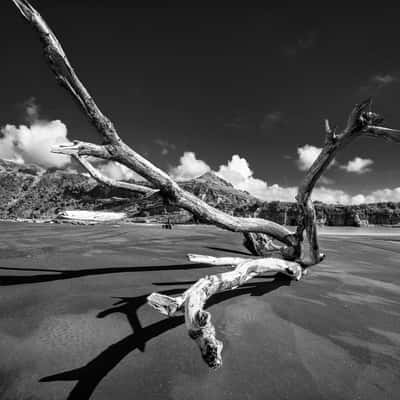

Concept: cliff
[[1, 159, 399, 225], [0, 160, 259, 224]]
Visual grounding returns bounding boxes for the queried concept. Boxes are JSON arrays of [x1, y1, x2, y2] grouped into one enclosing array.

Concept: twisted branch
[[12, 0, 400, 369], [12, 0, 297, 252], [148, 254, 302, 368], [295, 101, 400, 265], [72, 155, 159, 195]]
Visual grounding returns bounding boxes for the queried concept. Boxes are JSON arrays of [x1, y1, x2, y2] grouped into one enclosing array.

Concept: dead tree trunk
[[12, 0, 400, 368], [148, 254, 303, 368]]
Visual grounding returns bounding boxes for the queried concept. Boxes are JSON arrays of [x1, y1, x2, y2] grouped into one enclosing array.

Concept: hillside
[[1, 159, 399, 226], [0, 160, 259, 223]]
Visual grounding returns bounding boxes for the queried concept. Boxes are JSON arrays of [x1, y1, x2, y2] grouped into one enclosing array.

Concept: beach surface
[[0, 222, 399, 400]]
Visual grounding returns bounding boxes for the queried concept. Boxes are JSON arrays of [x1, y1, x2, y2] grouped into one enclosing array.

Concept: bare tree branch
[[242, 232, 286, 258], [73, 155, 159, 195], [12, 0, 296, 251], [52, 141, 111, 158], [364, 126, 400, 143], [11, 0, 121, 145], [12, 0, 400, 369], [295, 100, 400, 265], [295, 100, 372, 265], [148, 255, 302, 368]]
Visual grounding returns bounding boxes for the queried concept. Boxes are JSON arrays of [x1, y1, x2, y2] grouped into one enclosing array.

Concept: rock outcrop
[[1, 159, 399, 225]]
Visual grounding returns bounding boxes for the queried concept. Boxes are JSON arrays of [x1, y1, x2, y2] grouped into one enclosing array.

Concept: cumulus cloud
[[169, 152, 211, 181], [97, 161, 143, 181], [319, 176, 335, 185], [0, 121, 71, 168], [215, 154, 296, 201], [296, 144, 339, 172], [296, 144, 322, 171], [0, 100, 71, 168], [170, 152, 297, 201], [313, 187, 400, 205], [170, 151, 400, 204], [340, 157, 374, 174], [217, 155, 253, 186], [351, 188, 400, 204]]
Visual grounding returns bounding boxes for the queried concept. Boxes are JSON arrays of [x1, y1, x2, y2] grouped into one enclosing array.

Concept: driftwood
[[12, 0, 400, 368], [56, 210, 127, 222], [148, 254, 303, 368]]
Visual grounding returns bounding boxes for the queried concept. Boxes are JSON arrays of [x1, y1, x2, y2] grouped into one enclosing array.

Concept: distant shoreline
[[1, 218, 400, 236]]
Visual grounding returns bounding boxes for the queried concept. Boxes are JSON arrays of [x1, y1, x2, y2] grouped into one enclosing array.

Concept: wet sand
[[0, 222, 399, 400]]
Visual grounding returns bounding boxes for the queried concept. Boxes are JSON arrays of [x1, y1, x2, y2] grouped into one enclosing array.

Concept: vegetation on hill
[[1, 159, 399, 225]]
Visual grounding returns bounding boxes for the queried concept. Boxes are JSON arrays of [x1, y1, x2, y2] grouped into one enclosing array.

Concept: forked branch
[[73, 155, 159, 195], [295, 100, 400, 265], [12, 0, 400, 369], [12, 0, 297, 253], [148, 254, 302, 368]]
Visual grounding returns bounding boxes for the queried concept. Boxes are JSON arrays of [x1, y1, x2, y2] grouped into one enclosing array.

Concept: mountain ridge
[[1, 159, 399, 226]]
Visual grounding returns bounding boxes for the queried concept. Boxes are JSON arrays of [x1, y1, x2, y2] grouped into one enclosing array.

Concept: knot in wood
[[188, 328, 202, 340]]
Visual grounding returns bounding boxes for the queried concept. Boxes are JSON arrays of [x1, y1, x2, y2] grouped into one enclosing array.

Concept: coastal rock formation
[[1, 159, 399, 225]]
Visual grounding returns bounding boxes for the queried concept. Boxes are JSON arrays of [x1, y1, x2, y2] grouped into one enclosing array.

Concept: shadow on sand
[[0, 263, 215, 286], [40, 274, 293, 400], [204, 246, 252, 256]]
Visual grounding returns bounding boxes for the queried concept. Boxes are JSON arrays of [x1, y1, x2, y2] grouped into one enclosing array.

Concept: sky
[[1, 1, 400, 204]]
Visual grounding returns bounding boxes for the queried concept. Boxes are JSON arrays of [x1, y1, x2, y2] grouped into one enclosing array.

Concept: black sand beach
[[0, 223, 399, 399]]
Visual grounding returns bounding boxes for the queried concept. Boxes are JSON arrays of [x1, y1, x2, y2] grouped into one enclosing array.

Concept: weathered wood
[[12, 0, 297, 251], [187, 254, 248, 266], [242, 232, 288, 258], [148, 255, 302, 368], [12, 0, 400, 369], [57, 210, 126, 222], [73, 155, 159, 195], [364, 126, 400, 143], [11, 0, 121, 146], [294, 100, 399, 265]]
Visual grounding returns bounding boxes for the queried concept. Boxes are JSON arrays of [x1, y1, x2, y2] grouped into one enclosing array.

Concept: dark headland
[[1, 159, 400, 227]]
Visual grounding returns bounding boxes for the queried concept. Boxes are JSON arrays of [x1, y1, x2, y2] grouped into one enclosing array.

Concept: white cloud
[[217, 155, 252, 185], [296, 144, 322, 171], [215, 154, 296, 201], [313, 187, 353, 204], [0, 121, 71, 168], [170, 151, 400, 205], [0, 100, 71, 168], [340, 157, 374, 174], [214, 155, 355, 203], [169, 152, 211, 181], [319, 176, 334, 185], [97, 161, 143, 181], [350, 188, 400, 204]]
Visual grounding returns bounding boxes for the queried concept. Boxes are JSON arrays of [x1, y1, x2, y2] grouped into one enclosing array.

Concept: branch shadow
[[40, 274, 292, 400], [204, 246, 252, 256], [0, 263, 213, 286]]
